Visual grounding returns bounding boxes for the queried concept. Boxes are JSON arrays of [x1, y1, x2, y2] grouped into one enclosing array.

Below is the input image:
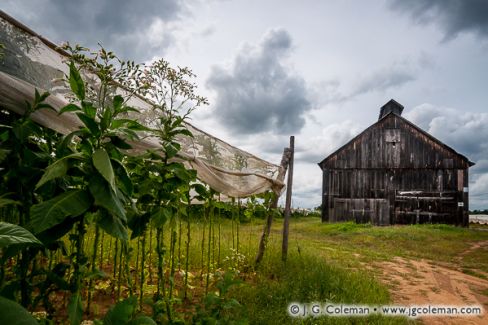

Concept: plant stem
[[139, 230, 146, 310], [205, 202, 212, 295], [117, 242, 123, 300], [184, 211, 190, 300], [87, 225, 100, 314]]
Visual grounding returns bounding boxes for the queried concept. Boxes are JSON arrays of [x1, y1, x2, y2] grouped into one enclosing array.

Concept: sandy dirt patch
[[377, 253, 488, 325]]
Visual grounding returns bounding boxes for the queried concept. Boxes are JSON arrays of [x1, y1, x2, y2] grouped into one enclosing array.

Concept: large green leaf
[[0, 296, 39, 325], [89, 176, 126, 220], [0, 222, 42, 248], [0, 198, 20, 208], [109, 136, 132, 150], [35, 153, 83, 189], [93, 148, 116, 193], [58, 103, 81, 115], [98, 212, 128, 241], [112, 95, 124, 113], [29, 190, 92, 234], [112, 158, 133, 195], [69, 62, 85, 101], [127, 212, 150, 240], [151, 207, 171, 228], [103, 296, 137, 325], [68, 293, 83, 325], [76, 113, 100, 137]]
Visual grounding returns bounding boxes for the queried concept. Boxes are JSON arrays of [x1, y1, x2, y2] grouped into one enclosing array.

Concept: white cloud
[[405, 103, 488, 209]]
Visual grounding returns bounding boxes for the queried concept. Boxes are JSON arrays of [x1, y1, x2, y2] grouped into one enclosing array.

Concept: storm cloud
[[312, 59, 421, 107], [389, 0, 488, 41], [350, 66, 416, 98], [2, 0, 184, 61], [206, 29, 311, 135]]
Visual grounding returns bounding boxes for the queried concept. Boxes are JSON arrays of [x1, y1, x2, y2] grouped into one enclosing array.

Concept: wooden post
[[282, 136, 295, 262], [255, 147, 291, 266]]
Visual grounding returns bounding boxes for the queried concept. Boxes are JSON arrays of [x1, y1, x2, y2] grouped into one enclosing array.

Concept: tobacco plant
[[25, 47, 148, 323]]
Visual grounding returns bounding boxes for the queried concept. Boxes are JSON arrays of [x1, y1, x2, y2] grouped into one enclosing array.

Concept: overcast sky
[[3, 0, 488, 209]]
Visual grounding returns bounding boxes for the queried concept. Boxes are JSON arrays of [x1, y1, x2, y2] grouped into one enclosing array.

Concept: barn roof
[[318, 101, 475, 169]]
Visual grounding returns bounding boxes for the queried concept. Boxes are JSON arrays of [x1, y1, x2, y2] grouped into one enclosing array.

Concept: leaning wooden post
[[255, 146, 291, 266], [282, 135, 295, 262]]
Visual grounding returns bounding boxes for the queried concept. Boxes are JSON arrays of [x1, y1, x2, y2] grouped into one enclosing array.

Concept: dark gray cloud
[[3, 0, 184, 61], [312, 60, 419, 107], [389, 0, 488, 41], [351, 68, 415, 98], [206, 28, 311, 135]]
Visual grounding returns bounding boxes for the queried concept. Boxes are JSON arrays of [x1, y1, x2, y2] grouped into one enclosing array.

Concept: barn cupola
[[379, 99, 404, 120]]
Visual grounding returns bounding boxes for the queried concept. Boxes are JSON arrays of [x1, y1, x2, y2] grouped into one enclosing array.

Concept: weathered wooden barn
[[318, 99, 474, 226]]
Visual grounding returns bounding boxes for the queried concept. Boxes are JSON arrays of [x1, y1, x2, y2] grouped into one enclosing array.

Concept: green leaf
[[125, 120, 150, 131], [109, 136, 132, 150], [151, 207, 171, 228], [89, 176, 126, 220], [111, 158, 133, 195], [36, 216, 78, 246], [193, 184, 208, 198], [103, 296, 137, 325], [0, 222, 42, 248], [69, 62, 85, 101], [128, 212, 150, 239], [128, 316, 157, 325], [58, 130, 84, 155], [0, 296, 39, 325], [176, 128, 193, 138], [59, 104, 81, 115], [76, 113, 100, 137], [81, 102, 97, 118], [113, 95, 124, 112], [119, 106, 139, 114], [93, 148, 116, 192], [164, 143, 179, 159], [36, 161, 68, 188], [68, 293, 83, 325], [13, 120, 35, 142], [0, 149, 11, 163], [111, 119, 149, 131], [101, 106, 112, 131], [0, 130, 9, 142], [35, 153, 83, 189], [0, 198, 20, 208], [169, 163, 191, 182], [98, 212, 128, 241], [29, 190, 92, 234]]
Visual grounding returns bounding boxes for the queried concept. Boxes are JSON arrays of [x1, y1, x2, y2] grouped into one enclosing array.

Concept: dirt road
[[378, 242, 488, 324]]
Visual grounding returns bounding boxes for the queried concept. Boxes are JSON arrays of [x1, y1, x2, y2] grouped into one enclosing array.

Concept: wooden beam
[[254, 146, 291, 266], [282, 136, 295, 262]]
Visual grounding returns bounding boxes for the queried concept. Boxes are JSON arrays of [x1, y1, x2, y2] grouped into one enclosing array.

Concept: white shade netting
[[0, 12, 285, 198]]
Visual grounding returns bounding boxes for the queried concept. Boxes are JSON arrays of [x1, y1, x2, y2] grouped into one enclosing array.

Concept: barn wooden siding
[[319, 102, 473, 226]]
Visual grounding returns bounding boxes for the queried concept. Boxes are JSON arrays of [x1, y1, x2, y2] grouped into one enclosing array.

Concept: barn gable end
[[318, 100, 473, 227]]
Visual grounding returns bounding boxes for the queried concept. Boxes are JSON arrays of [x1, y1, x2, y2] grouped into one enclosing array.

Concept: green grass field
[[76, 216, 488, 324], [16, 216, 487, 324]]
